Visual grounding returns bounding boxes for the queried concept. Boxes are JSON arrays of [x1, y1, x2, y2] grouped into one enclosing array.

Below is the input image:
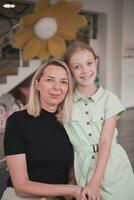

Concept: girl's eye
[[87, 62, 92, 65]]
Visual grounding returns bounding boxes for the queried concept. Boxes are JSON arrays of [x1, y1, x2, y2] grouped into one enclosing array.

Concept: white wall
[[90, 12, 107, 87], [121, 0, 134, 107], [83, 0, 134, 107], [83, 0, 123, 96]]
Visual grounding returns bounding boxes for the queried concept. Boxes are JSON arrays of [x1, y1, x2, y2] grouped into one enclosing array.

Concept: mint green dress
[[64, 86, 134, 200]]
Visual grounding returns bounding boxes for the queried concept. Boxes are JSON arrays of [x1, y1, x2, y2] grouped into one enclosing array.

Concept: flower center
[[34, 17, 58, 39]]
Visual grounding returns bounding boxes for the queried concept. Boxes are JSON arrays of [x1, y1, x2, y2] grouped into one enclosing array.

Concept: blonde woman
[[2, 59, 82, 200]]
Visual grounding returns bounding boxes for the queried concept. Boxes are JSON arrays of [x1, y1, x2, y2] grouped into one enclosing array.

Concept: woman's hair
[[64, 41, 97, 66], [26, 58, 73, 123]]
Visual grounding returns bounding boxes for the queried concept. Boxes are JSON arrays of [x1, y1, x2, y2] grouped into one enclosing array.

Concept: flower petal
[[21, 14, 40, 28], [38, 41, 49, 60], [58, 30, 76, 41], [34, 0, 49, 14], [23, 36, 41, 60], [46, 1, 83, 21], [13, 29, 33, 48], [59, 15, 87, 31], [48, 36, 66, 57]]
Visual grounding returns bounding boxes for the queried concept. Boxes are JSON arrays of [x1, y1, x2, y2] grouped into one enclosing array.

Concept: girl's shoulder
[[93, 85, 119, 102], [98, 87, 124, 109], [101, 87, 120, 101]]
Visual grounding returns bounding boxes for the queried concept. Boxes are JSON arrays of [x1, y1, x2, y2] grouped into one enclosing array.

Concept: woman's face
[[36, 64, 68, 112]]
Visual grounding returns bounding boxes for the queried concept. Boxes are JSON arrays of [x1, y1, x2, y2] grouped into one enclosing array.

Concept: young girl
[[64, 41, 134, 200]]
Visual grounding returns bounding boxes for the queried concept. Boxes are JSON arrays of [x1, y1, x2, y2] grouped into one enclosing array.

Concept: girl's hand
[[73, 185, 83, 200], [81, 183, 101, 200], [40, 185, 83, 200]]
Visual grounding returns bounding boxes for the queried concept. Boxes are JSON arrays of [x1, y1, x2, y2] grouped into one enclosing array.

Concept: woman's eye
[[74, 65, 80, 69], [61, 81, 68, 85], [46, 78, 53, 82]]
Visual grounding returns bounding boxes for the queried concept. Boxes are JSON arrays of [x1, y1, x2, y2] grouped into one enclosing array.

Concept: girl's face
[[69, 49, 97, 88], [36, 65, 68, 111]]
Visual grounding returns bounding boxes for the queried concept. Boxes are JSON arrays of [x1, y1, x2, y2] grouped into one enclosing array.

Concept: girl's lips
[[81, 73, 94, 80]]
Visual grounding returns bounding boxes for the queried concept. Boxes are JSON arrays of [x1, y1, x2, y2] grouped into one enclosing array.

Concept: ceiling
[[0, 0, 35, 22]]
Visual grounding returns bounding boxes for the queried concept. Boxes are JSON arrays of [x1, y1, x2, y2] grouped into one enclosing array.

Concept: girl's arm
[[82, 115, 117, 200], [6, 154, 82, 200]]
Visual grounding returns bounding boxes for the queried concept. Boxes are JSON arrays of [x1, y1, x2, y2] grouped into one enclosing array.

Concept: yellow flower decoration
[[12, 0, 87, 60]]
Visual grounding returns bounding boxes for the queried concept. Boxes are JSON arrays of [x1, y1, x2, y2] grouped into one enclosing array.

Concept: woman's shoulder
[[7, 109, 28, 121]]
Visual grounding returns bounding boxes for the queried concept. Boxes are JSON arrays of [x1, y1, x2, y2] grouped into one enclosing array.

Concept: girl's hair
[[64, 41, 97, 66], [26, 58, 73, 123]]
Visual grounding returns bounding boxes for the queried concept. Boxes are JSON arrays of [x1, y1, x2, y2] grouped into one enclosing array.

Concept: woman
[[2, 59, 82, 200]]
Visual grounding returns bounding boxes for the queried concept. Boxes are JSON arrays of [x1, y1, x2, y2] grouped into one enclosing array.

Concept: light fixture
[[3, 3, 16, 8], [34, 17, 58, 40]]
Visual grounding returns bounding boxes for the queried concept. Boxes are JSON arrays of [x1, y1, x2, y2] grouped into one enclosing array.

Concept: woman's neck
[[77, 84, 98, 99], [41, 105, 57, 113]]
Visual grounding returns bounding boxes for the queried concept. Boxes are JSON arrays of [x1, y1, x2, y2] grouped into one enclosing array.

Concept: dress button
[[92, 155, 95, 159], [86, 122, 90, 125], [85, 111, 89, 114], [88, 133, 92, 136], [85, 103, 88, 106]]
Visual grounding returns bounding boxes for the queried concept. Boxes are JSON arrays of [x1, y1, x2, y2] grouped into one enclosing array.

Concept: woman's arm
[[82, 115, 117, 200], [6, 154, 82, 199], [68, 166, 77, 185], [65, 166, 77, 200]]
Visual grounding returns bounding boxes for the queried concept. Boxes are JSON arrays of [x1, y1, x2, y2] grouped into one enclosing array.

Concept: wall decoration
[[123, 45, 134, 59], [77, 12, 98, 44], [12, 0, 87, 61]]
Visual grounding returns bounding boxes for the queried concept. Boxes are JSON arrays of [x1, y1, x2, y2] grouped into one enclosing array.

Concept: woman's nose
[[53, 82, 60, 90]]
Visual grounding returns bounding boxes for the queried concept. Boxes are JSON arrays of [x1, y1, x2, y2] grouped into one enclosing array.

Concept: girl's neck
[[77, 84, 98, 99]]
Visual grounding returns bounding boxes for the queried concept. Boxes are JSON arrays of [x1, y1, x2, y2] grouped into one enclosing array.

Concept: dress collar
[[73, 84, 104, 102]]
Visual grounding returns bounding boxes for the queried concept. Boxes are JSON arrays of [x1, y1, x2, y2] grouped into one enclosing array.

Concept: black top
[[4, 109, 73, 187]]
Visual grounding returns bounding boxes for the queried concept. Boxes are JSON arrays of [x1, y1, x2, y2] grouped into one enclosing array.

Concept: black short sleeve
[[4, 109, 73, 187], [4, 113, 26, 156]]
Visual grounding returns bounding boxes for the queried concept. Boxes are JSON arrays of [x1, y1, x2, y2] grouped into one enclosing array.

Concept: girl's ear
[[95, 57, 99, 70], [95, 57, 99, 66]]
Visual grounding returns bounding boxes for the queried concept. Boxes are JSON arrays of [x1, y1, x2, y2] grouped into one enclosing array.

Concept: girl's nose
[[82, 65, 88, 73]]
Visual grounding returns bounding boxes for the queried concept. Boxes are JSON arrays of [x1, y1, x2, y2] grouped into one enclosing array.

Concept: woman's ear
[[35, 80, 40, 91]]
